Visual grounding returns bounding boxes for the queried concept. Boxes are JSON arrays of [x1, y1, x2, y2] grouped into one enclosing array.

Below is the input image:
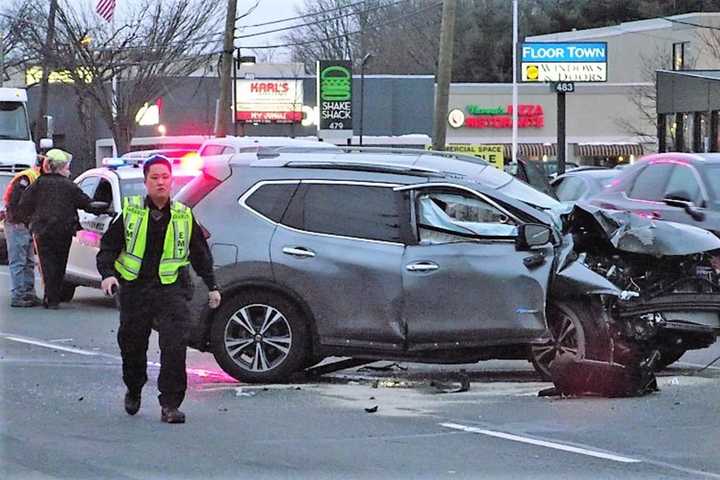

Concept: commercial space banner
[[317, 60, 353, 138], [428, 144, 505, 170]]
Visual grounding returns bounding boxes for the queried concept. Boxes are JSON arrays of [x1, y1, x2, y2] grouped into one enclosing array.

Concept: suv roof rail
[[282, 160, 445, 177], [333, 146, 491, 165]]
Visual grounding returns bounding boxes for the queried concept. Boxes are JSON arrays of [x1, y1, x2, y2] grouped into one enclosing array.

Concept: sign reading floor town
[[317, 60, 353, 141], [521, 42, 607, 82]]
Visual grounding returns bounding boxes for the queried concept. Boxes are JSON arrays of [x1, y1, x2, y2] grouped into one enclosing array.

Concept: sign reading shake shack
[[317, 60, 353, 139]]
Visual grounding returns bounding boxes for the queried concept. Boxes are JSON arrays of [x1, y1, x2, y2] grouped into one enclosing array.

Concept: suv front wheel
[[211, 290, 309, 383]]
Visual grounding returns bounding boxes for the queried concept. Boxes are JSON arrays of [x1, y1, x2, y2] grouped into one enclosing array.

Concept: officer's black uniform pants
[[33, 233, 73, 306], [117, 281, 189, 409]]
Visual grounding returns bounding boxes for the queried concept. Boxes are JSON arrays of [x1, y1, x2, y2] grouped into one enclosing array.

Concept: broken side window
[[417, 192, 517, 244]]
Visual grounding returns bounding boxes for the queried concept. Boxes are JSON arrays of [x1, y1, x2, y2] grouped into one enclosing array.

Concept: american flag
[[96, 0, 116, 23]]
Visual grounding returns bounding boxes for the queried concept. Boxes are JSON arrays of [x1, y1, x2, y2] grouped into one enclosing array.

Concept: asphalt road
[[2, 265, 720, 479]]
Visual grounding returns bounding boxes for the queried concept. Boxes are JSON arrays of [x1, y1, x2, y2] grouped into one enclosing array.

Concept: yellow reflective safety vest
[[2, 167, 40, 204], [114, 196, 193, 285]]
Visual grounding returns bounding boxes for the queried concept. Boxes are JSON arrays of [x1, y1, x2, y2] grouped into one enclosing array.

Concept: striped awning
[[575, 143, 644, 158], [503, 143, 557, 158]]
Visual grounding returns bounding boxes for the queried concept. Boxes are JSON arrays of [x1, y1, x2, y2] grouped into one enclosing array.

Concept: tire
[[655, 347, 686, 370], [530, 299, 609, 381], [59, 282, 76, 302], [210, 289, 309, 383]]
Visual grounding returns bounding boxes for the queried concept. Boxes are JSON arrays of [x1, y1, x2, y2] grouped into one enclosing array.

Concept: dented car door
[[397, 184, 553, 351]]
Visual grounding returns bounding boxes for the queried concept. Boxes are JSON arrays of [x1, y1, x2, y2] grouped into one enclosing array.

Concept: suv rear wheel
[[211, 290, 309, 383]]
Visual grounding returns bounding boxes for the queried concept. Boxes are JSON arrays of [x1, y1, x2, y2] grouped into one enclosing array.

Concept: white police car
[[62, 156, 201, 301]]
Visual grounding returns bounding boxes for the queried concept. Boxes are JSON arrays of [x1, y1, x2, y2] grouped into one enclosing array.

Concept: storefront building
[[446, 12, 720, 167]]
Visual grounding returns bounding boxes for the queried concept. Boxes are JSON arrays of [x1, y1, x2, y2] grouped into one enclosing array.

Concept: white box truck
[[0, 87, 52, 172]]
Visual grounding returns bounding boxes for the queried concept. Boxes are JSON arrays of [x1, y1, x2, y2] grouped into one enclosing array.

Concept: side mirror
[[39, 138, 53, 150], [663, 192, 705, 221], [516, 223, 552, 250], [89, 201, 110, 213]]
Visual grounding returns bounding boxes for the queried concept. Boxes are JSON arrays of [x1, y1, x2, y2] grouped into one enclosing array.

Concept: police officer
[[19, 149, 106, 309], [96, 155, 221, 424], [2, 156, 43, 307]]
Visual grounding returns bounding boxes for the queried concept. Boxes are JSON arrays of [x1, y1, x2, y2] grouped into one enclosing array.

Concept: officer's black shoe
[[124, 391, 141, 415], [161, 407, 185, 424]]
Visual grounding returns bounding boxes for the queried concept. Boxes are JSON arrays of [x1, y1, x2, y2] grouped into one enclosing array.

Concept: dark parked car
[[175, 148, 720, 385], [588, 153, 720, 231], [552, 168, 620, 204]]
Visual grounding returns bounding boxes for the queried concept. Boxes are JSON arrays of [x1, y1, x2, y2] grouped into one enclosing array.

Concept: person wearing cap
[[18, 148, 107, 309], [96, 155, 221, 424], [2, 154, 45, 307]]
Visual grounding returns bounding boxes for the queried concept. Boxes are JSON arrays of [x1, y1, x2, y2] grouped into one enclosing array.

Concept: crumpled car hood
[[571, 203, 720, 256]]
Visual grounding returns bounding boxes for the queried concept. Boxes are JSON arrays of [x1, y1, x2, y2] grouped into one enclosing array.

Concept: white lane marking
[[0, 333, 228, 378], [49, 338, 74, 343], [0, 271, 9, 276], [440, 423, 641, 464], [676, 361, 720, 371], [0, 333, 100, 356]]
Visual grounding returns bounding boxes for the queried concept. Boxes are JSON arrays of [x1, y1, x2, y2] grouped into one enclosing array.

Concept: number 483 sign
[[553, 81, 575, 93]]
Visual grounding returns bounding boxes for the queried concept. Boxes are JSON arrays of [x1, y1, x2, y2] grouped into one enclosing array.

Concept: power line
[[236, 0, 384, 26], [241, 1, 442, 50], [235, 0, 409, 40]]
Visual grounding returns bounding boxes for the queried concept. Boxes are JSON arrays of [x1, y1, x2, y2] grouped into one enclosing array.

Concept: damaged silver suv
[[176, 148, 720, 388]]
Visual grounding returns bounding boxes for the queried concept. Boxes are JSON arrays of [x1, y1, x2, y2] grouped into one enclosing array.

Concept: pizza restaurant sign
[[447, 104, 544, 129]]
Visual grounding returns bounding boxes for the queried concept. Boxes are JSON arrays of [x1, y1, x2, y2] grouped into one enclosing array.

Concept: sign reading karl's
[[521, 42, 607, 82], [317, 60, 353, 141], [235, 79, 304, 123]]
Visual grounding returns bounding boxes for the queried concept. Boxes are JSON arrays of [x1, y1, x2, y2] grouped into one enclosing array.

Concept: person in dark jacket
[[18, 149, 106, 309], [2, 156, 43, 307], [97, 155, 221, 424]]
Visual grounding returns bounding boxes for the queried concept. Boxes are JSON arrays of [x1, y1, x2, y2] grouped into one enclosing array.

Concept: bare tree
[[17, 0, 222, 155], [0, 0, 37, 84], [280, 0, 440, 74]]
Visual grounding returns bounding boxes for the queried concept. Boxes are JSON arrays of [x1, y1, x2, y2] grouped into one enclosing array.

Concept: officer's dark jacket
[[96, 196, 217, 289], [18, 173, 105, 236]]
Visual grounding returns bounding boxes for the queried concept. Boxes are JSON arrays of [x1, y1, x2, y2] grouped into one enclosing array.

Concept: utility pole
[[432, 0, 456, 151], [0, 35, 5, 87], [36, 0, 58, 145], [216, 0, 237, 138]]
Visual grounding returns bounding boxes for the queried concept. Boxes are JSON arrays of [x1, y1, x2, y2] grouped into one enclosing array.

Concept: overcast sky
[[236, 0, 306, 60], [98, 0, 307, 60]]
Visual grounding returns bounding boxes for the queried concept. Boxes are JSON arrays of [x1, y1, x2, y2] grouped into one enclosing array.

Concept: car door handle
[[406, 261, 439, 272], [282, 246, 316, 258]]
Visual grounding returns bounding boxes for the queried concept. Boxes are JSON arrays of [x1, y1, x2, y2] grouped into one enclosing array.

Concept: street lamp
[[359, 53, 372, 146], [232, 50, 256, 136]]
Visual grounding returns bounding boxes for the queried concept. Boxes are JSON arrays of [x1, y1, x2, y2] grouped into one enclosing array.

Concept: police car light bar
[[101, 158, 126, 167], [101, 157, 144, 169]]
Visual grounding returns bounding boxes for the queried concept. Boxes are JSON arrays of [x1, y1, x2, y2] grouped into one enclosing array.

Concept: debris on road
[[357, 362, 408, 373], [234, 387, 256, 397], [364, 406, 378, 413], [542, 353, 658, 398]]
